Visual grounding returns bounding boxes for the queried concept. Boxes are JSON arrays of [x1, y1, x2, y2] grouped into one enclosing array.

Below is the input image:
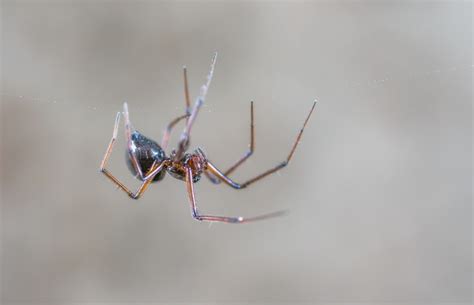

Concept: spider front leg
[[175, 53, 218, 160], [99, 111, 165, 199], [205, 101, 317, 189], [205, 101, 255, 184], [185, 168, 285, 223], [161, 66, 194, 150]]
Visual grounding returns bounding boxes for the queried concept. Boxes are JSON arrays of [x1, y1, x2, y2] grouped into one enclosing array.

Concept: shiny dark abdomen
[[125, 131, 166, 182]]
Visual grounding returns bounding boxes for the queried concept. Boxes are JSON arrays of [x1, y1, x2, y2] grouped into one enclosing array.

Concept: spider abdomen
[[126, 131, 166, 182]]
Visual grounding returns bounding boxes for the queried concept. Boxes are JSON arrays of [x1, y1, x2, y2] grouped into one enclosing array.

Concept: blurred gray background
[[1, 1, 472, 304]]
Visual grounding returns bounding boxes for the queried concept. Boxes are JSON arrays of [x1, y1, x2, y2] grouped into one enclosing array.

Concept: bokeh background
[[1, 1, 472, 304]]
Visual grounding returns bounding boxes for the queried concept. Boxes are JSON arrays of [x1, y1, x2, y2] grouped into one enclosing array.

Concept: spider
[[100, 53, 316, 223]]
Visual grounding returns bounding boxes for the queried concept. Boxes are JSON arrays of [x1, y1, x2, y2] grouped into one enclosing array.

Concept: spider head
[[166, 151, 205, 183], [187, 149, 207, 174]]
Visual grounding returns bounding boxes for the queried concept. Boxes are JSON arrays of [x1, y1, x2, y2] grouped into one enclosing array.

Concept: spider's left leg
[[183, 65, 192, 118], [175, 53, 217, 160], [185, 167, 285, 223], [161, 114, 189, 150], [122, 102, 147, 179], [100, 112, 166, 199]]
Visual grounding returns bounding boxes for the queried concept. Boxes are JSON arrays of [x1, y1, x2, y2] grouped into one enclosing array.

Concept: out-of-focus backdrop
[[1, 1, 472, 304]]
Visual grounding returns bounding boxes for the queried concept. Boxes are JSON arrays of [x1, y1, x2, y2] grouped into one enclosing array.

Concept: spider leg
[[205, 101, 317, 189], [100, 111, 166, 199], [161, 114, 189, 150], [185, 167, 286, 223], [161, 66, 194, 150], [175, 52, 218, 160], [122, 102, 146, 179], [205, 101, 255, 184], [183, 65, 191, 118]]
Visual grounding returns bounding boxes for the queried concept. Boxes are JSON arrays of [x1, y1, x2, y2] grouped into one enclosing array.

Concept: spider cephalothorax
[[167, 150, 206, 183], [100, 53, 317, 223]]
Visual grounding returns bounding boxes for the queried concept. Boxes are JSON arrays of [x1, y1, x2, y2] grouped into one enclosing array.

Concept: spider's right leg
[[205, 101, 255, 184], [205, 101, 317, 189], [175, 52, 217, 160], [185, 167, 286, 223], [99, 111, 165, 199], [160, 66, 195, 150]]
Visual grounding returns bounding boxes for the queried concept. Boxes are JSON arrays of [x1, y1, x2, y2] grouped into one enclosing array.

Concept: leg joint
[[130, 193, 141, 200], [238, 183, 248, 189], [192, 211, 203, 221]]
